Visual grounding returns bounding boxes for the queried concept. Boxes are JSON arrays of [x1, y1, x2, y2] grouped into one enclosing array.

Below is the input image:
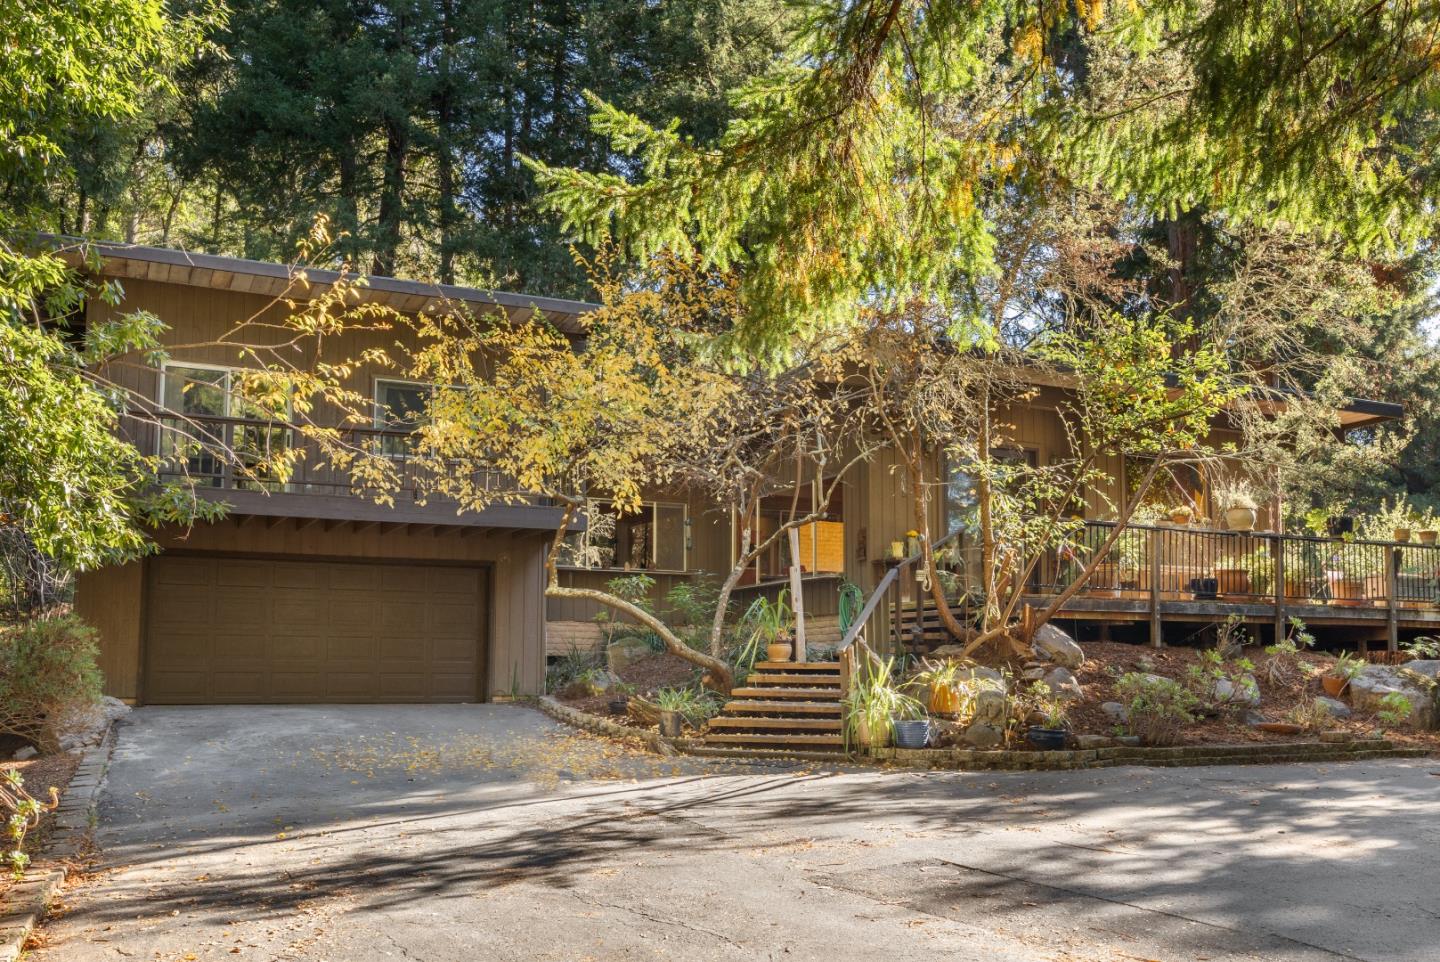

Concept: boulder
[[1213, 674, 1261, 707], [1040, 667, 1083, 703], [1350, 663, 1439, 729], [1073, 734, 1116, 749], [971, 688, 1008, 726], [607, 637, 654, 673], [1100, 701, 1129, 724], [1021, 667, 1046, 682], [963, 723, 1004, 748], [930, 720, 967, 748], [12, 746, 37, 761], [1315, 696, 1352, 720], [1032, 624, 1085, 669]]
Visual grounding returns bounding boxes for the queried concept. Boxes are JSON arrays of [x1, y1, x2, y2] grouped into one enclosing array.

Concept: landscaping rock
[[1116, 735, 1142, 747], [1074, 734, 1116, 749], [1319, 729, 1350, 743], [1350, 663, 1439, 729], [607, 637, 654, 673], [56, 695, 132, 750], [12, 745, 36, 761], [972, 688, 1008, 724], [1021, 667, 1046, 682], [963, 723, 1004, 748], [1315, 695, 1352, 719], [1100, 701, 1129, 724], [1032, 623, 1084, 669], [1040, 666, 1083, 702], [930, 720, 966, 748], [1213, 674, 1261, 707]]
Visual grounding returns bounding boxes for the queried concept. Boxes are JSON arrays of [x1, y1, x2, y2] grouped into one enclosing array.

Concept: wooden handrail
[[837, 528, 963, 653]]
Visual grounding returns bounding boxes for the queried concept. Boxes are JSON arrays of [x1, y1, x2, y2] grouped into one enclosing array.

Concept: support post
[[1386, 546, 1399, 652], [1148, 528, 1163, 648], [787, 526, 807, 662], [1272, 533, 1286, 646]]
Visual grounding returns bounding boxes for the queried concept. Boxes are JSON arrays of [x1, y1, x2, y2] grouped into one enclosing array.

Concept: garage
[[143, 555, 488, 704]]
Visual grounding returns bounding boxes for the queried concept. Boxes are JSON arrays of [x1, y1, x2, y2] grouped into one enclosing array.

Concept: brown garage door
[[144, 556, 486, 704]]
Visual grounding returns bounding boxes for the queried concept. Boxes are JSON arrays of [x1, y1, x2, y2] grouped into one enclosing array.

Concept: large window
[[736, 481, 845, 583], [374, 378, 434, 456], [159, 364, 290, 488], [561, 499, 689, 572], [942, 447, 1037, 534]]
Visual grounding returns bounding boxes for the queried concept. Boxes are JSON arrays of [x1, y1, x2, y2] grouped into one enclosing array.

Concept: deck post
[[1148, 529, 1162, 647], [1386, 546, 1399, 652], [1272, 533, 1286, 645], [787, 527, 807, 662]]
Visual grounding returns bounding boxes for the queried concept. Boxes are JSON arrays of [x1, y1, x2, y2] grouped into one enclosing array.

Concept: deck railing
[[130, 412, 529, 504]]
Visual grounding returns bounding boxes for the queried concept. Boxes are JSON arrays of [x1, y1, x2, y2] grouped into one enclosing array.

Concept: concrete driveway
[[34, 705, 1440, 962]]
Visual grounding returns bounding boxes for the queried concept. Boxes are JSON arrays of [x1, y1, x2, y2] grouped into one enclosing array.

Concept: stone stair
[[701, 661, 846, 752]]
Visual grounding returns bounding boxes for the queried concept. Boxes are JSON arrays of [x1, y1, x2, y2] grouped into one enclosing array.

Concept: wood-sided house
[[70, 243, 1417, 706]]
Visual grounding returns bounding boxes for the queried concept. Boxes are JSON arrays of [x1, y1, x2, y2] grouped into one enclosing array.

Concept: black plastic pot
[[608, 698, 629, 716], [1190, 576, 1218, 600], [1026, 726, 1069, 750]]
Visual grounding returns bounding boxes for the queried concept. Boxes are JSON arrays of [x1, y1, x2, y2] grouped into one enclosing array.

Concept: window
[[373, 379, 434, 456], [1124, 455, 1204, 521], [943, 447, 1037, 534], [736, 480, 845, 582], [158, 364, 291, 488], [561, 499, 689, 571]]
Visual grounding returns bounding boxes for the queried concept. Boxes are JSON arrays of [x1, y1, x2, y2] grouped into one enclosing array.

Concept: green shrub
[[653, 685, 720, 726], [1115, 672, 1199, 746], [0, 614, 103, 753]]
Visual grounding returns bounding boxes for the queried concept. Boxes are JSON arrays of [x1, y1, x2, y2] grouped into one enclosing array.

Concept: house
[[71, 243, 1423, 708]]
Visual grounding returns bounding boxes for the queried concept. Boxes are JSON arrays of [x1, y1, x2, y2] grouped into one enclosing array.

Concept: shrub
[[1377, 691, 1414, 727], [1115, 672, 1199, 746], [653, 685, 720, 727], [546, 645, 603, 694], [0, 614, 103, 753]]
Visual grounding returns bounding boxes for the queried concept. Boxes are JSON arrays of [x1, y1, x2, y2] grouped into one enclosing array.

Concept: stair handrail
[[837, 529, 963, 654]]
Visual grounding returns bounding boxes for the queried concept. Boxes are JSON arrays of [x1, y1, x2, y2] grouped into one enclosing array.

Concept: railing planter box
[[1326, 571, 1367, 607], [1214, 566, 1251, 597]]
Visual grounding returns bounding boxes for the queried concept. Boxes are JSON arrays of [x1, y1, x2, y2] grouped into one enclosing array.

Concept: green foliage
[[1402, 637, 1440, 660], [1376, 691, 1414, 728], [1330, 651, 1367, 682], [842, 656, 925, 749], [1261, 617, 1316, 685], [2, 767, 58, 878], [653, 685, 720, 727], [1115, 672, 1200, 746], [545, 645, 603, 695], [0, 614, 103, 753]]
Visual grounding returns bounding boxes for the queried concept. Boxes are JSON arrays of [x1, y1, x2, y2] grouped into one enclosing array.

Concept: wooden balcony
[[127, 412, 569, 533]]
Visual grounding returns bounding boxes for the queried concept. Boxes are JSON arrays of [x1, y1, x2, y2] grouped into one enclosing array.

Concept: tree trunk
[[371, 119, 408, 277]]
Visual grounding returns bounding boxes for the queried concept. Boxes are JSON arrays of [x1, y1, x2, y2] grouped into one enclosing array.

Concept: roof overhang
[[41, 234, 599, 335]]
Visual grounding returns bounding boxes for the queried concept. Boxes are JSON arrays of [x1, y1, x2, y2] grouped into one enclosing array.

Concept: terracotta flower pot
[[929, 684, 963, 716], [1394, 528, 1413, 543], [766, 641, 792, 662], [1420, 530, 1438, 545], [1214, 566, 1251, 596], [1321, 675, 1349, 698]]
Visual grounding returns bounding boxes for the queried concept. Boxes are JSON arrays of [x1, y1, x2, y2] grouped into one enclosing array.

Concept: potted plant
[[1325, 548, 1375, 606], [910, 658, 971, 717], [1394, 525, 1413, 543], [1420, 529, 1438, 545], [738, 591, 795, 663], [842, 656, 924, 750], [608, 682, 636, 716], [1322, 652, 1365, 697], [1215, 479, 1259, 532], [1168, 504, 1194, 526], [654, 687, 688, 738], [1024, 695, 1070, 750]]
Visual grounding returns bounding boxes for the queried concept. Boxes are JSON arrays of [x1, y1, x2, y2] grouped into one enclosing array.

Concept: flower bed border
[[0, 725, 117, 962], [536, 696, 680, 756], [870, 738, 1430, 771]]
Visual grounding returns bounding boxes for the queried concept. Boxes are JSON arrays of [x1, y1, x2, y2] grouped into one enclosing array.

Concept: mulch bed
[[0, 749, 80, 897], [1065, 641, 1440, 750], [558, 651, 702, 729]]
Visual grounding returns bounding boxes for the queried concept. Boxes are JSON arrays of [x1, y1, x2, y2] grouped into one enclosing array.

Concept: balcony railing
[[134, 412, 526, 504]]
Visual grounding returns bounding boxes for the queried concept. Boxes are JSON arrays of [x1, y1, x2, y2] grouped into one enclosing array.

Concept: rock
[[1040, 666, 1083, 702], [963, 722, 1005, 748], [1032, 623, 1084, 669], [1244, 710, 1267, 726], [1100, 701, 1129, 724], [927, 644, 969, 659], [1074, 734, 1116, 749], [1315, 696, 1352, 720], [955, 664, 1006, 685], [1350, 663, 1439, 729], [1021, 667, 1046, 682], [1116, 735, 1142, 747], [930, 720, 967, 748], [1319, 729, 1349, 743], [971, 688, 1008, 726], [1136, 657, 1157, 673], [12, 746, 37, 761], [1213, 674, 1261, 707], [606, 637, 653, 673]]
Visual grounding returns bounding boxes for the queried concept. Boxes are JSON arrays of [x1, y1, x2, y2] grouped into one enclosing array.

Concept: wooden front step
[[722, 700, 843, 715], [744, 673, 841, 687], [729, 686, 843, 700], [703, 732, 844, 748], [706, 716, 841, 732]]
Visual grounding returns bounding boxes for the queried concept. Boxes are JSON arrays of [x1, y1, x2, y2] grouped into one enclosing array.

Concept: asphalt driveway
[[34, 705, 1440, 962]]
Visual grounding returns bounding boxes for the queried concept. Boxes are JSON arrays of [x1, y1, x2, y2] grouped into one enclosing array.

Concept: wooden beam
[[295, 517, 324, 532], [351, 520, 380, 534]]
